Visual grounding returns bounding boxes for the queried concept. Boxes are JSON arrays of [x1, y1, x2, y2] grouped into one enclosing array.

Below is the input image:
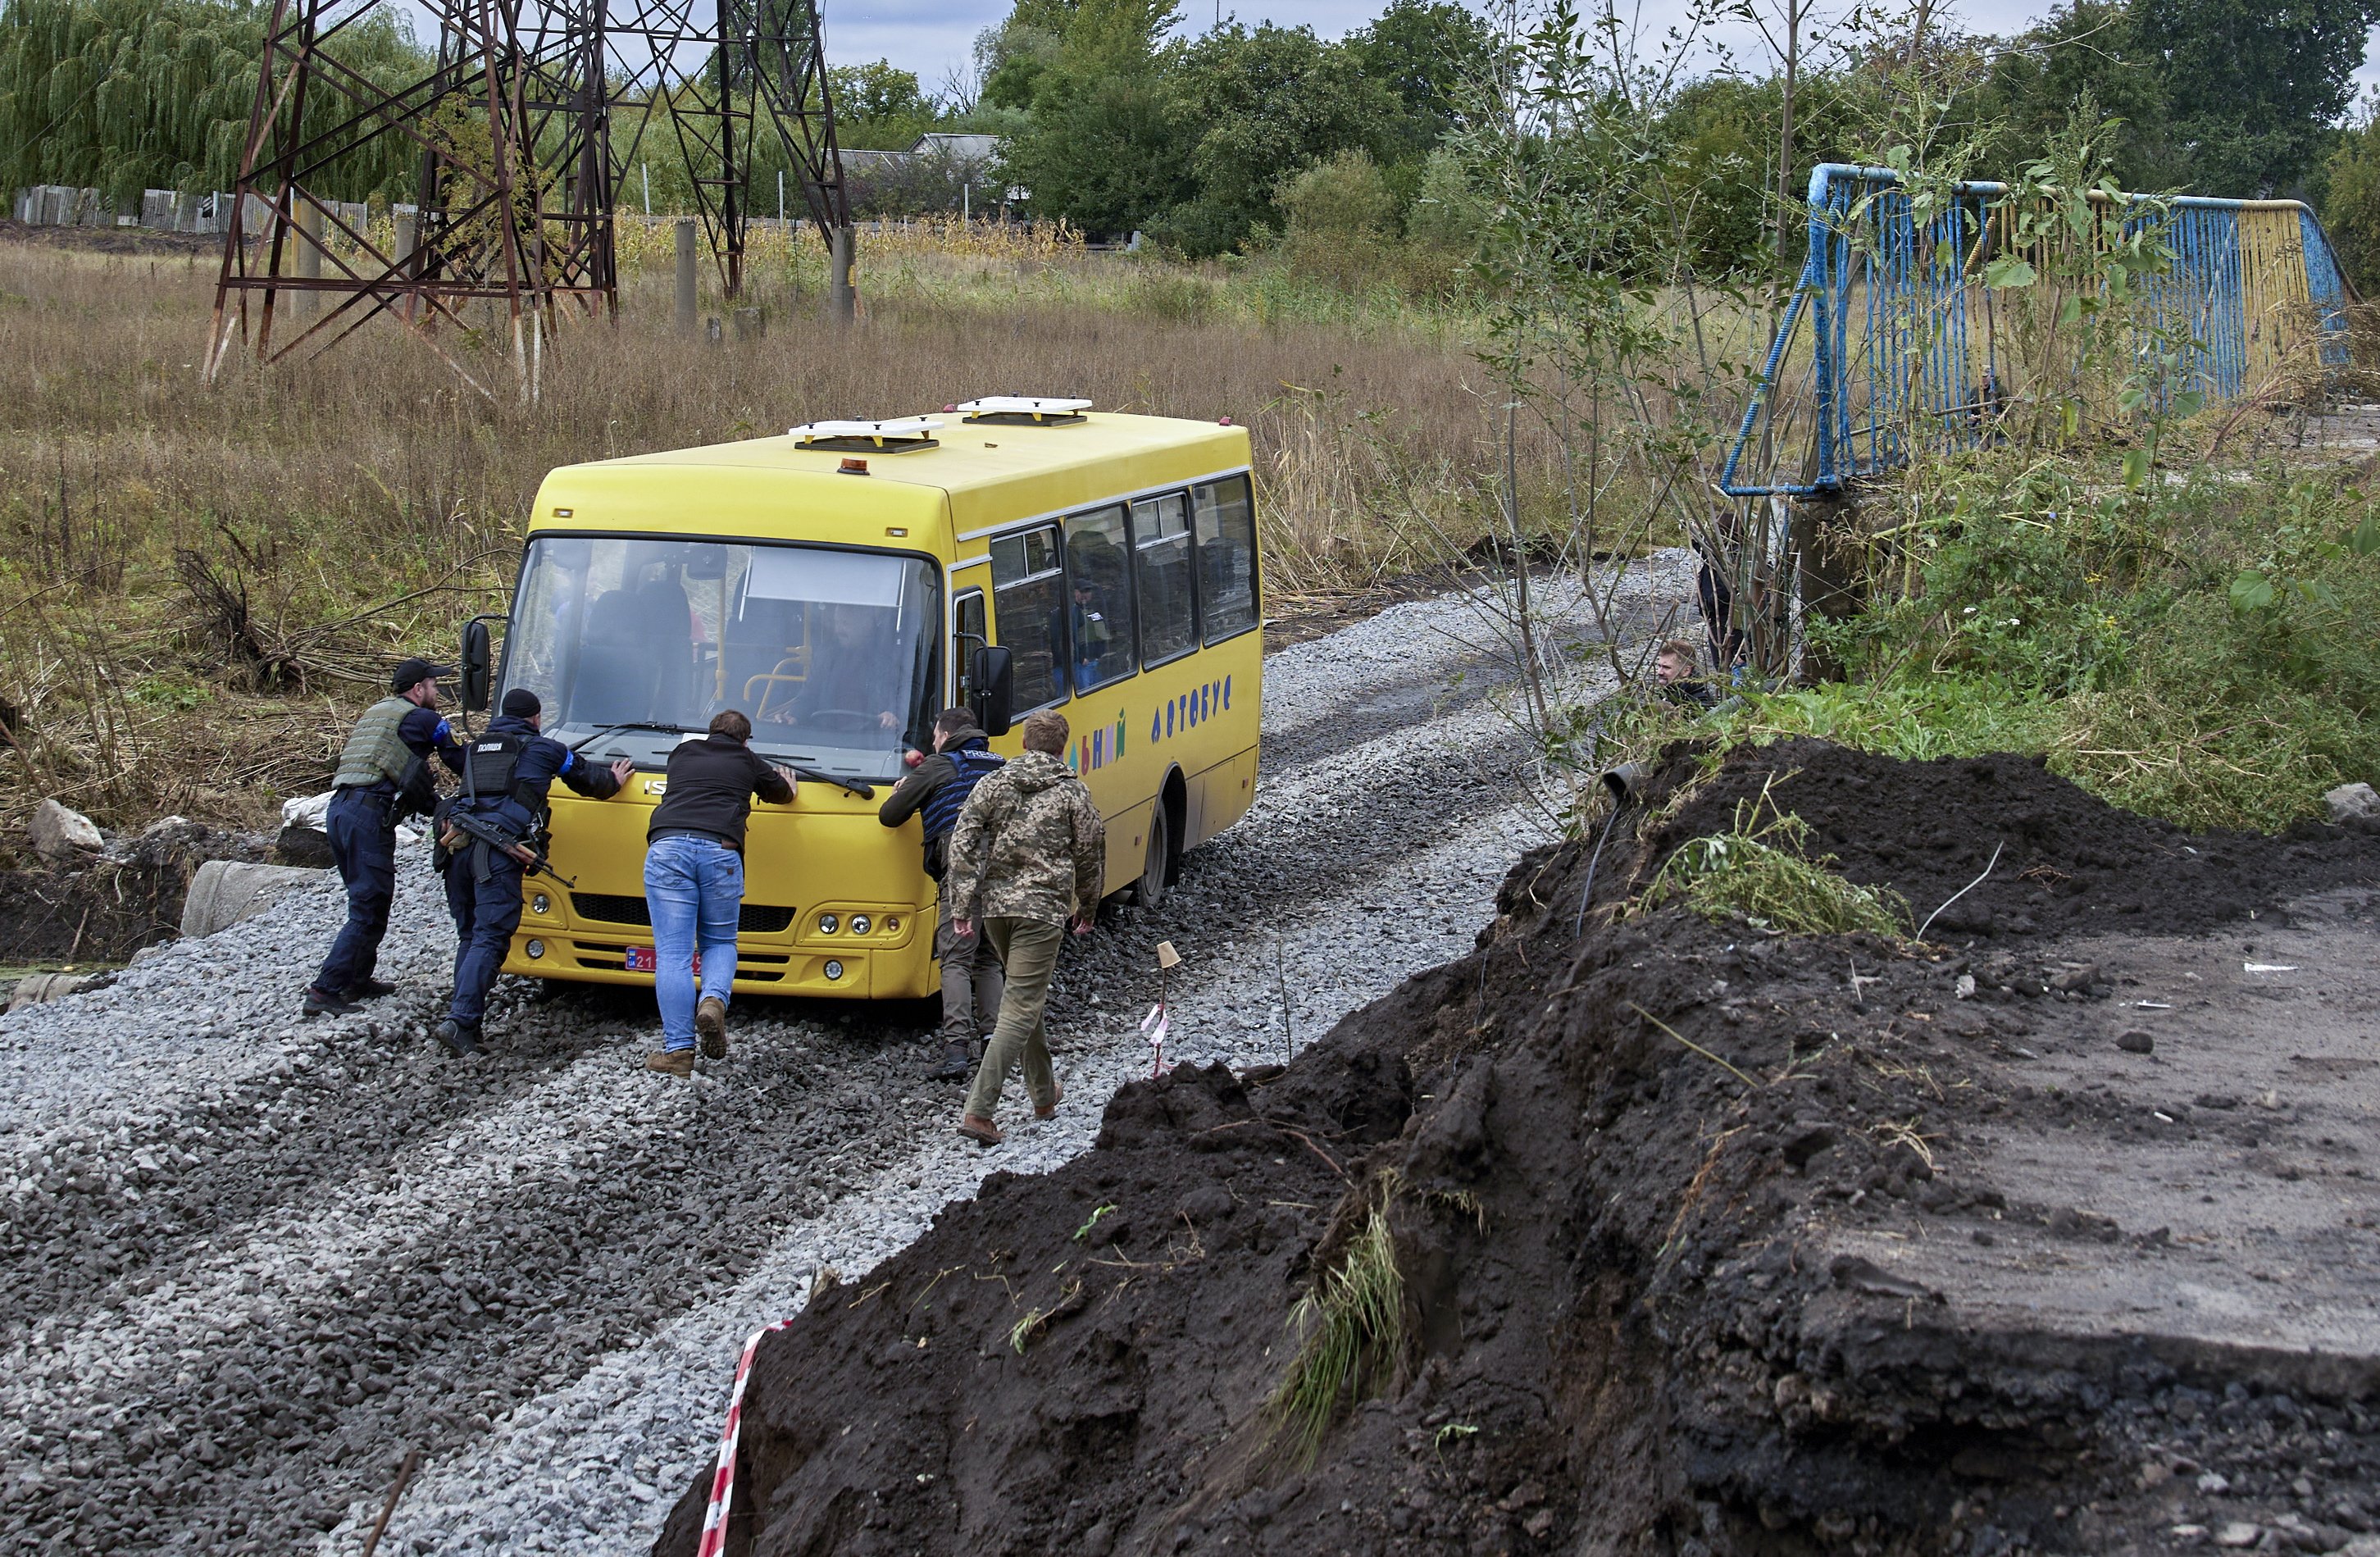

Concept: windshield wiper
[[566, 724, 876, 797], [570, 721, 696, 753], [791, 767, 876, 799]]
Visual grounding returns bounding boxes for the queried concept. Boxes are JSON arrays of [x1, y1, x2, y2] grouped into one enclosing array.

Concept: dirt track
[[655, 740, 2380, 1557], [0, 563, 1694, 1556]]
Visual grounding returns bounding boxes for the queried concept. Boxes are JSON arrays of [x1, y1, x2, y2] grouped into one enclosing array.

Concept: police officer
[[305, 657, 464, 1019], [435, 688, 631, 1055]]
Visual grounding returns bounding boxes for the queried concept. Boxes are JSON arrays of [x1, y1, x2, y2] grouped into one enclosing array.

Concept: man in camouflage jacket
[[947, 708, 1105, 1145]]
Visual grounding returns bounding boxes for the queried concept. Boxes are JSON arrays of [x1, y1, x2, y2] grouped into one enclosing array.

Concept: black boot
[[344, 978, 398, 1001], [435, 1018, 482, 1057], [931, 1037, 973, 1080], [303, 986, 358, 1019]]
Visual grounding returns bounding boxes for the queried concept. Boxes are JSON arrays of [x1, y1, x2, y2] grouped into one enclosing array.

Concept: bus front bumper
[[501, 931, 932, 999]]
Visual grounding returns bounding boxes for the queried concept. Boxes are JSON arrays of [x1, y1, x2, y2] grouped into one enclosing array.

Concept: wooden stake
[[358, 1447, 420, 1557]]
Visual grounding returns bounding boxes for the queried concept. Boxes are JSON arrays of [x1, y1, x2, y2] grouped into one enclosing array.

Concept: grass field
[[0, 229, 1514, 849]]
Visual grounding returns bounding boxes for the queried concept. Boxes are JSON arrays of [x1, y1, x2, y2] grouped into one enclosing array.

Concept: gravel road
[[0, 553, 1695, 1556]]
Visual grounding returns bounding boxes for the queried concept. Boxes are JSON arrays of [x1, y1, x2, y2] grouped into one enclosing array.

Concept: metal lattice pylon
[[204, 0, 849, 394]]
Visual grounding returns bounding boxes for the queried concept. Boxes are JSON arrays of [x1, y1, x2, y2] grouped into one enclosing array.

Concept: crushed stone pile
[[654, 740, 2380, 1557]]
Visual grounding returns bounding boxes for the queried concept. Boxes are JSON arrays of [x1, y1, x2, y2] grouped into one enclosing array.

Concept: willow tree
[[0, 0, 428, 203]]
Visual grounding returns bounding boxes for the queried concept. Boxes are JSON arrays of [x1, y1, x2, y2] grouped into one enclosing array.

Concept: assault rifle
[[439, 807, 579, 889]]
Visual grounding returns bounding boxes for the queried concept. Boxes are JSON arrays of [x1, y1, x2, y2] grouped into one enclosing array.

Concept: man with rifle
[[434, 687, 631, 1056], [304, 657, 465, 1020]]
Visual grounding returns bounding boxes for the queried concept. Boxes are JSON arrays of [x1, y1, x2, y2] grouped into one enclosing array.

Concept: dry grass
[[0, 235, 1512, 845]]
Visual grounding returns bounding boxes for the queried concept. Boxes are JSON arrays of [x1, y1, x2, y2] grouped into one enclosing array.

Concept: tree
[[1976, 1, 2169, 184], [0, 0, 425, 203], [2130, 0, 2380, 195], [829, 59, 938, 150], [1341, 0, 1495, 165], [1158, 22, 1401, 252], [2321, 107, 2380, 293], [994, 0, 1195, 237]]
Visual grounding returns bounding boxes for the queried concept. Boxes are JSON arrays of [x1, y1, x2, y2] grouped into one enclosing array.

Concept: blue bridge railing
[[1719, 162, 2355, 497]]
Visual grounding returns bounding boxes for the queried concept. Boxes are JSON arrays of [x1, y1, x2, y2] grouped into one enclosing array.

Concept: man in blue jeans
[[643, 708, 797, 1077]]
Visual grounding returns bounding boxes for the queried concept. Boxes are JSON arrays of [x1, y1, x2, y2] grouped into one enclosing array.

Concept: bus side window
[[1063, 503, 1136, 692], [954, 588, 986, 708], [990, 525, 1068, 709], [1193, 473, 1259, 642], [1132, 491, 1196, 665]]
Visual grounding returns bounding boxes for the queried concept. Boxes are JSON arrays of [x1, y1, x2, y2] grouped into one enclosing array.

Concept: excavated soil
[[0, 822, 267, 965], [653, 741, 2380, 1557]]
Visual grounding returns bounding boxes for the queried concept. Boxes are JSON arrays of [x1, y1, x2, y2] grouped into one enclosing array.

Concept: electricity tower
[[205, 0, 850, 392]]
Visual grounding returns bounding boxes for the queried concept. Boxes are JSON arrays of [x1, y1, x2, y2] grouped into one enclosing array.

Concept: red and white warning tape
[[694, 1318, 792, 1557], [1142, 1001, 1171, 1077]]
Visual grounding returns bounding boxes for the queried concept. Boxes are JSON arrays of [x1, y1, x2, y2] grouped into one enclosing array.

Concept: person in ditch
[[876, 707, 1008, 1080], [303, 656, 466, 1019], [944, 710, 1104, 1146], [435, 689, 631, 1056], [640, 709, 798, 1078], [1654, 639, 1722, 710]]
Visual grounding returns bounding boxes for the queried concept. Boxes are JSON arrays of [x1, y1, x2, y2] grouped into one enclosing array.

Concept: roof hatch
[[956, 396, 1091, 426], [787, 417, 942, 453]]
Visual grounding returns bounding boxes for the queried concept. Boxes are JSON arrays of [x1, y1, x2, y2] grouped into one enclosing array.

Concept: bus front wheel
[[1135, 802, 1172, 910]]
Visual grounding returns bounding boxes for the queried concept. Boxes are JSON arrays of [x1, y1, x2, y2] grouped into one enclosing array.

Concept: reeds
[[0, 236, 1516, 842]]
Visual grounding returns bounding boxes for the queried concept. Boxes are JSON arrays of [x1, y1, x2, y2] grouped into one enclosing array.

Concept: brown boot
[[644, 1049, 694, 1079], [956, 1113, 1003, 1146], [1034, 1085, 1065, 1121], [696, 996, 728, 1060]]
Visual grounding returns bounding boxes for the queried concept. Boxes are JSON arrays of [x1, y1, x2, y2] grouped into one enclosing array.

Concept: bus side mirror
[[970, 644, 1014, 737], [461, 619, 494, 713]]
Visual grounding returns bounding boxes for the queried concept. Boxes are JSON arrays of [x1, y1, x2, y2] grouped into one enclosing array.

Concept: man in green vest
[[303, 657, 463, 1018]]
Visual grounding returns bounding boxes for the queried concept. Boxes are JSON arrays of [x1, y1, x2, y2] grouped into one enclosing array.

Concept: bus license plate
[[623, 948, 698, 974]]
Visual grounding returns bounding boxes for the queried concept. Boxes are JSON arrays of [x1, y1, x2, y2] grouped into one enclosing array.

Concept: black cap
[[500, 688, 542, 718], [391, 657, 455, 693]]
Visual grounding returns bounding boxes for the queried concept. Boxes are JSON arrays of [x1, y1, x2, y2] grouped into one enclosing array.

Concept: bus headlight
[[818, 913, 840, 935], [850, 914, 871, 936], [526, 939, 545, 960], [824, 959, 844, 981], [530, 893, 551, 916]]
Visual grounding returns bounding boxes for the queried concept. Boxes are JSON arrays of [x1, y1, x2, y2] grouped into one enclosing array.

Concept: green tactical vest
[[334, 697, 415, 789]]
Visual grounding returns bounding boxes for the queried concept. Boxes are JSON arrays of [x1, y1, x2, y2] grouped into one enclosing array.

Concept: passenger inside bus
[[761, 604, 902, 735], [571, 554, 699, 726]]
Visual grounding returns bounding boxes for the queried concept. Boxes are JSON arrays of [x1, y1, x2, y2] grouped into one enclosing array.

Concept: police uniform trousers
[[444, 843, 525, 1027], [314, 786, 398, 995]]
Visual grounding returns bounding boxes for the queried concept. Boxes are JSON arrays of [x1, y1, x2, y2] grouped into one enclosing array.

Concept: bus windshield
[[500, 535, 942, 778]]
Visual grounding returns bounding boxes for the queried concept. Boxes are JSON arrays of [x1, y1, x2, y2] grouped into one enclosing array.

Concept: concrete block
[[179, 860, 327, 939], [6, 972, 96, 1013]]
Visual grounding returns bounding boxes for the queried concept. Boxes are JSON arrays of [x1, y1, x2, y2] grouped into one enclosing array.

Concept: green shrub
[[1638, 792, 1911, 938], [1700, 461, 2380, 832]]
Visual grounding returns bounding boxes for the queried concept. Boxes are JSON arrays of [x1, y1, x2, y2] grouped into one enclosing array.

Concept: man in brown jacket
[[945, 709, 1104, 1145]]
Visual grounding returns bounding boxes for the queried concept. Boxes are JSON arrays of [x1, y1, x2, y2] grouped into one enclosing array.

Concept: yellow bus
[[456, 398, 1263, 1000]]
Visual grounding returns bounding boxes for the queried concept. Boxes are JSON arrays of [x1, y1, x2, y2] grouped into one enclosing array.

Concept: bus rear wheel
[[1135, 803, 1172, 910]]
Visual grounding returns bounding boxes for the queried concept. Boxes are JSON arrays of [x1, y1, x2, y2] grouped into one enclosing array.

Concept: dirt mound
[[654, 741, 2380, 1557], [0, 822, 268, 965], [1644, 739, 2380, 940]]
